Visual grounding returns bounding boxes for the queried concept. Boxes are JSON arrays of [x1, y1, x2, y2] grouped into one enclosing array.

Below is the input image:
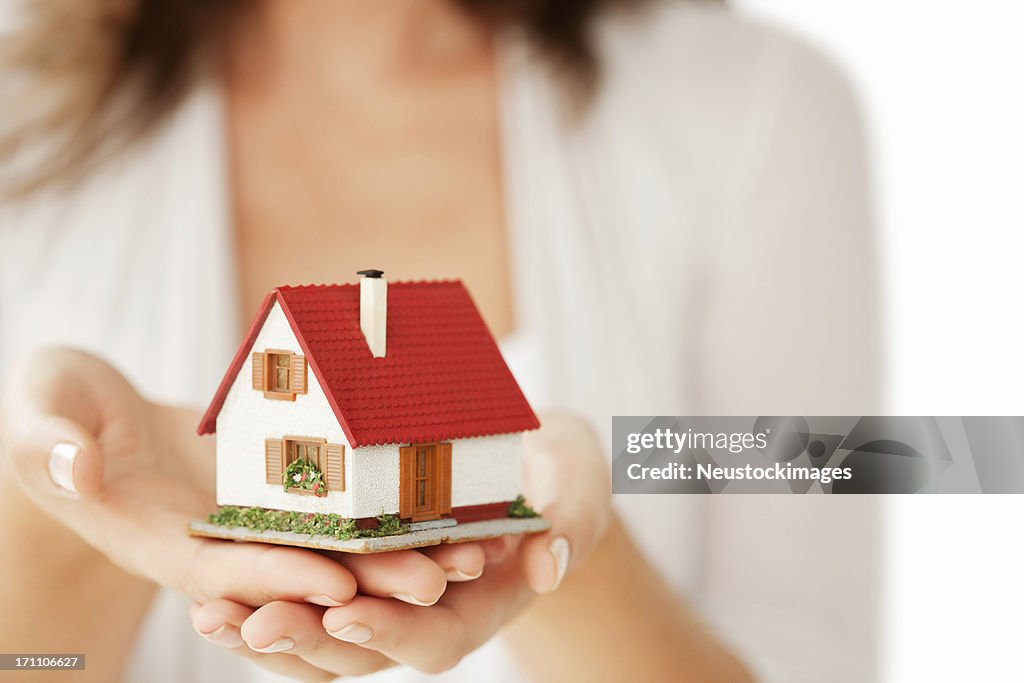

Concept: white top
[[0, 3, 882, 682]]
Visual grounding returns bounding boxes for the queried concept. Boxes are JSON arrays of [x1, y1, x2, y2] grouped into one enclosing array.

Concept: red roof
[[197, 281, 539, 447]]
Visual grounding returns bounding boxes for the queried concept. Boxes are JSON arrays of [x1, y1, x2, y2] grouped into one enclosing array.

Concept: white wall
[[735, 3, 1024, 680], [451, 433, 522, 508], [350, 443, 400, 519], [216, 302, 354, 516], [349, 434, 523, 518]]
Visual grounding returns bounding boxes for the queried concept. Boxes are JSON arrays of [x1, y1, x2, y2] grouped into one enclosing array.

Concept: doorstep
[[188, 516, 550, 554], [407, 518, 458, 532]]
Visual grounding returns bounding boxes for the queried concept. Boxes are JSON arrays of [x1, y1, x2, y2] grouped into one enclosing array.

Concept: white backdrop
[[736, 2, 1024, 680]]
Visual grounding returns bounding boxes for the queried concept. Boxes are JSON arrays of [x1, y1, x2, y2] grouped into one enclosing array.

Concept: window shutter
[[326, 443, 345, 491], [291, 355, 307, 394], [252, 352, 266, 391], [265, 438, 284, 485], [439, 443, 452, 515], [399, 446, 415, 519]]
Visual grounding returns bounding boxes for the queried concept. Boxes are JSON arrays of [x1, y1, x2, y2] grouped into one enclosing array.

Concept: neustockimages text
[[627, 461, 852, 485]]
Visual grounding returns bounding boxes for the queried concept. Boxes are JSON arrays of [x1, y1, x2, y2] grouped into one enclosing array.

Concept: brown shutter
[[251, 352, 266, 391], [399, 446, 415, 519], [291, 355, 307, 394], [439, 443, 452, 515], [325, 443, 345, 491], [265, 438, 284, 485]]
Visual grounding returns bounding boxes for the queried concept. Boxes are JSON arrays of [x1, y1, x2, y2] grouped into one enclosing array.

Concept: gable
[[197, 291, 358, 443]]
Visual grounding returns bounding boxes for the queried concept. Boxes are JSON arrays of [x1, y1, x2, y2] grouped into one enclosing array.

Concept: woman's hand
[[188, 412, 613, 679], [0, 348, 484, 614]]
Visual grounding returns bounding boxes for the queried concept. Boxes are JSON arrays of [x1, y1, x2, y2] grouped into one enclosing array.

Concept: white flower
[[293, 473, 302, 483]]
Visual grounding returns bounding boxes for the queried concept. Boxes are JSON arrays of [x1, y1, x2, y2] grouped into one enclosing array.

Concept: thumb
[[11, 415, 104, 498], [518, 413, 612, 594], [1, 349, 112, 499]]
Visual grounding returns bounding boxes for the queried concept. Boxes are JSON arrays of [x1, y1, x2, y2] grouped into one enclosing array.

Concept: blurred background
[[736, 2, 1024, 679], [2, 1, 1022, 680]]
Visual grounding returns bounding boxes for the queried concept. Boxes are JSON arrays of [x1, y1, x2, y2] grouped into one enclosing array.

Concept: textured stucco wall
[[450, 432, 522, 508], [349, 444, 400, 519]]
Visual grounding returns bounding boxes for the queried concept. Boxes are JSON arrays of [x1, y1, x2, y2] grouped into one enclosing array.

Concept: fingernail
[[445, 567, 484, 582], [548, 537, 570, 592], [251, 637, 294, 653], [49, 443, 79, 494], [327, 622, 373, 644], [198, 625, 244, 649], [306, 594, 347, 607], [391, 592, 439, 607]]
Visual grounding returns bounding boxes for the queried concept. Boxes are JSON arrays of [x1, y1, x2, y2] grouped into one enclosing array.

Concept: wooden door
[[400, 443, 452, 522], [413, 445, 437, 520]]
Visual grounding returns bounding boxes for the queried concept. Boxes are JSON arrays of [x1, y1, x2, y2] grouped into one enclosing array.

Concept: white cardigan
[[0, 4, 881, 682]]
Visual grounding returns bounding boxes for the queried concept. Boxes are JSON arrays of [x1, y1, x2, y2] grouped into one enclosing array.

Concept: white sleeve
[[695, 32, 883, 683]]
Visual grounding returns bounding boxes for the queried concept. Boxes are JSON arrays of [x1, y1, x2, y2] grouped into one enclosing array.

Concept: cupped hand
[[0, 348, 483, 615], [189, 412, 613, 679]]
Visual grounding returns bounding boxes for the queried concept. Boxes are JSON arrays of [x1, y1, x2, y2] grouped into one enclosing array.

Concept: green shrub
[[347, 513, 406, 538], [508, 495, 538, 518]]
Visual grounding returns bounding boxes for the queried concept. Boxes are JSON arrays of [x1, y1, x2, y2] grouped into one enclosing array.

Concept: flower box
[[287, 487, 318, 496], [282, 458, 328, 497]]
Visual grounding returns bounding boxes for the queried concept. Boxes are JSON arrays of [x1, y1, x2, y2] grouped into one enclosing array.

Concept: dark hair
[[0, 0, 655, 197]]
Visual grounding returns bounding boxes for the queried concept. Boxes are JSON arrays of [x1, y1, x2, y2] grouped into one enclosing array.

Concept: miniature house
[[197, 271, 539, 528]]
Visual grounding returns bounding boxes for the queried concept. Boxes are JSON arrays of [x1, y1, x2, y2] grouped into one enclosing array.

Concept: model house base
[[188, 513, 550, 554]]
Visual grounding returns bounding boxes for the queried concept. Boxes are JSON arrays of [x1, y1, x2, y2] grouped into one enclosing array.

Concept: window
[[251, 350, 307, 400], [288, 439, 322, 468], [270, 352, 292, 392], [415, 445, 431, 510], [266, 437, 345, 491]]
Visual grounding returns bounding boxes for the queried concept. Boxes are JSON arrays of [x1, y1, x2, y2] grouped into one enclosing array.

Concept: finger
[[0, 348, 142, 499], [478, 535, 521, 564], [4, 416, 104, 498], [0, 375, 105, 499], [520, 532, 573, 594], [240, 601, 393, 676], [418, 542, 486, 582], [185, 541, 358, 607], [519, 412, 612, 593], [323, 596, 467, 674], [192, 599, 251, 649], [193, 600, 335, 683], [321, 560, 532, 675], [337, 550, 448, 605]]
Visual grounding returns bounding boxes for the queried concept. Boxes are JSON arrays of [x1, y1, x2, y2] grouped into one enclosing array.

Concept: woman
[[0, 0, 881, 681]]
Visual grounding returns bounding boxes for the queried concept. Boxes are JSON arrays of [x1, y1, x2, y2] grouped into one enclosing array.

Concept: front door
[[413, 444, 438, 520], [400, 443, 452, 522]]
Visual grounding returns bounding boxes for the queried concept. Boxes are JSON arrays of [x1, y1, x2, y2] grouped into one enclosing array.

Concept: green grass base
[[208, 495, 538, 541], [206, 506, 406, 541]]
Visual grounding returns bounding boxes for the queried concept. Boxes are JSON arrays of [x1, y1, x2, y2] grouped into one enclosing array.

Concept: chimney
[[357, 269, 387, 358]]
